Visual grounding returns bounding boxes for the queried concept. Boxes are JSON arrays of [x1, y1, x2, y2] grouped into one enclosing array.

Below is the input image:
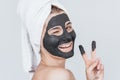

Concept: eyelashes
[[48, 25, 73, 36], [48, 26, 63, 36]]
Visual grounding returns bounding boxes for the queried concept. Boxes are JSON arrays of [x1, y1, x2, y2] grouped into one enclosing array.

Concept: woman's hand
[[79, 41, 104, 80]]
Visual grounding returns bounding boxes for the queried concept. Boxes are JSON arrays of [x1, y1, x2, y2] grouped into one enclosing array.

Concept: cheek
[[70, 31, 76, 41], [44, 35, 60, 47], [49, 36, 59, 45]]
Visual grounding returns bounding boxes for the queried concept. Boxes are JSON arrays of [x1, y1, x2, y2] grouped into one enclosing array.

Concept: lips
[[58, 41, 73, 53]]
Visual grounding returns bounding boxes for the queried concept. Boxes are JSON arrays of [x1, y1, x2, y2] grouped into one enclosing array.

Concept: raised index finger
[[79, 45, 89, 64], [91, 41, 96, 59]]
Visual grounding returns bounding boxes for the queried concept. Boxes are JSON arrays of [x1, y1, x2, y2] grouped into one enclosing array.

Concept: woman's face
[[41, 12, 76, 59]]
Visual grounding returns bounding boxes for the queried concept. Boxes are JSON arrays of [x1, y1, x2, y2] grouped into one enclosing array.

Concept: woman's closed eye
[[51, 29, 60, 34], [48, 26, 63, 36]]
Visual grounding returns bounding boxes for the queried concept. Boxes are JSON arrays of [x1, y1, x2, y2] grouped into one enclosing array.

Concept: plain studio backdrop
[[0, 0, 120, 80]]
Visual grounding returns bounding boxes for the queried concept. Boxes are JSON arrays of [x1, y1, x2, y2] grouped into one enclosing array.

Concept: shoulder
[[45, 67, 74, 80], [32, 67, 75, 80]]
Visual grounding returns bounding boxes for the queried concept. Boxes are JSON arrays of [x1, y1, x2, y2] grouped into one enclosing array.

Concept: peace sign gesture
[[79, 41, 104, 80]]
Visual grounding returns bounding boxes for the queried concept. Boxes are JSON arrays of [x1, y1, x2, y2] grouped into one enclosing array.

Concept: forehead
[[46, 13, 70, 29]]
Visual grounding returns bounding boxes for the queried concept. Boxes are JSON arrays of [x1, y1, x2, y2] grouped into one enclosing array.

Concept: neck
[[40, 50, 66, 68]]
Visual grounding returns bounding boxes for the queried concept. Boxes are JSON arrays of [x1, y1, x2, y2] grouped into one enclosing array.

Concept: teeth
[[58, 41, 73, 53], [59, 42, 72, 48]]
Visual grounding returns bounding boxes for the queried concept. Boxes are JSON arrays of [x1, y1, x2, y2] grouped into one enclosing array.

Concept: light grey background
[[0, 0, 120, 80]]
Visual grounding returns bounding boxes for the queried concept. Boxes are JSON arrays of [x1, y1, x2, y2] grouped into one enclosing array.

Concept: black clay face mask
[[43, 13, 76, 59]]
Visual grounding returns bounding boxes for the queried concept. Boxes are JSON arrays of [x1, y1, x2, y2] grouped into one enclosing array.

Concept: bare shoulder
[[45, 67, 75, 80], [32, 67, 75, 80]]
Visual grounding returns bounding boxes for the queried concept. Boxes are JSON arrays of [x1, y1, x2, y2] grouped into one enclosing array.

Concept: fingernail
[[79, 45, 85, 55], [92, 41, 96, 51]]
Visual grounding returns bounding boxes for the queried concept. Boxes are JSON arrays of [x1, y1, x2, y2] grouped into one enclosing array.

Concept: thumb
[[87, 59, 98, 72]]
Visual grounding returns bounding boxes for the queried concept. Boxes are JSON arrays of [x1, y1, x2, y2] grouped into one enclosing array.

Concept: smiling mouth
[[58, 41, 73, 53]]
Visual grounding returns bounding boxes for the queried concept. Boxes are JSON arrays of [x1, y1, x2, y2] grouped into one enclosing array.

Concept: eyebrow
[[66, 21, 72, 25], [49, 26, 61, 30]]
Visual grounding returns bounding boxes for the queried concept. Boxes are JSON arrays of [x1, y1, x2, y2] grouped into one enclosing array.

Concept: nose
[[59, 31, 72, 44]]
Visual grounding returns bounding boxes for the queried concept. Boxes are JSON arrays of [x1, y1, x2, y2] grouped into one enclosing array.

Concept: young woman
[[32, 6, 104, 80], [18, 0, 104, 79]]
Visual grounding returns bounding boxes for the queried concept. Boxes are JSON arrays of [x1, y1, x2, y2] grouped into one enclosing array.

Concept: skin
[[43, 13, 76, 58], [79, 41, 104, 80], [32, 11, 75, 80], [32, 11, 104, 80]]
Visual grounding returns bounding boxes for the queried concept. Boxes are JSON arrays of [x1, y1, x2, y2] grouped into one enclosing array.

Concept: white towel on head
[[17, 0, 69, 72]]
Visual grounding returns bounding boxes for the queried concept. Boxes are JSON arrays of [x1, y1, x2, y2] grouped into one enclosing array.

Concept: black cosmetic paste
[[92, 41, 96, 51], [43, 13, 76, 59], [79, 45, 85, 55]]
